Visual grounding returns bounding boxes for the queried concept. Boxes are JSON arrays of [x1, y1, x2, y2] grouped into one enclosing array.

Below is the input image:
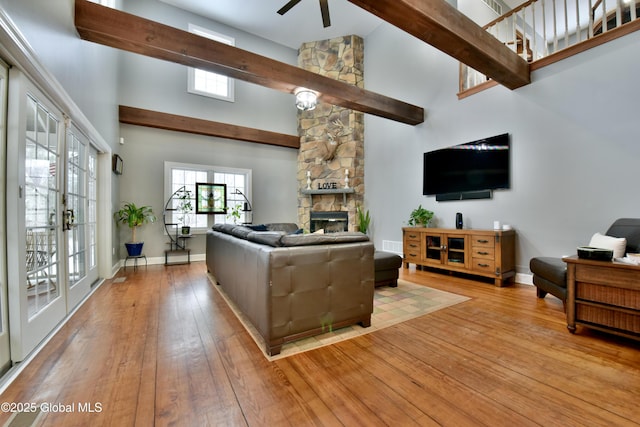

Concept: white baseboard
[[516, 272, 533, 285]]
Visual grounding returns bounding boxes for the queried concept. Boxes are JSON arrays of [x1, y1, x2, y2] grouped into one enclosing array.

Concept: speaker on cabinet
[[456, 212, 463, 229]]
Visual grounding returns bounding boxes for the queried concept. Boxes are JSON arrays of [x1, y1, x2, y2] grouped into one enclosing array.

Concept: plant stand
[[165, 235, 191, 266], [163, 187, 193, 266], [124, 254, 147, 271]]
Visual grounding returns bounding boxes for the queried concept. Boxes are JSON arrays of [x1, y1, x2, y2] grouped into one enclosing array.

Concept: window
[[164, 162, 251, 232], [187, 24, 235, 102]]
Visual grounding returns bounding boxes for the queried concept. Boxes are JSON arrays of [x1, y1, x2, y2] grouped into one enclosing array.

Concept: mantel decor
[[195, 183, 227, 214]]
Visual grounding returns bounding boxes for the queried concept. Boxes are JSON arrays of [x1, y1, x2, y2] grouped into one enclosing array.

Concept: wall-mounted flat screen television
[[423, 133, 510, 200]]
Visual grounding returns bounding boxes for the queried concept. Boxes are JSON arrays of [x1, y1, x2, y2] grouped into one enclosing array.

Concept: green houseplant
[[227, 204, 242, 224], [114, 202, 157, 256], [356, 205, 371, 234], [408, 204, 434, 227], [175, 189, 193, 235]]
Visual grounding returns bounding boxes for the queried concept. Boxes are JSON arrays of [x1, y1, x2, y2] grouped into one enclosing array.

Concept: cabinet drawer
[[404, 231, 421, 241], [472, 258, 495, 273], [472, 246, 495, 259], [472, 236, 494, 248], [576, 302, 640, 334], [577, 282, 640, 310], [404, 240, 421, 253], [404, 251, 421, 262]]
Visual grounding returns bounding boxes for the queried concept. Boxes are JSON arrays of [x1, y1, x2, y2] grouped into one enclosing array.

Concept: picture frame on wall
[[195, 182, 227, 214], [112, 154, 123, 175]]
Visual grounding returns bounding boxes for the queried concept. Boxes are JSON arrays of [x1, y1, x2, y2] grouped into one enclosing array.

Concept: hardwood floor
[[1, 261, 639, 426]]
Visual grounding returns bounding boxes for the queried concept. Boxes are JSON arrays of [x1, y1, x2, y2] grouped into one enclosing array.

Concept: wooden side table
[[564, 255, 640, 340]]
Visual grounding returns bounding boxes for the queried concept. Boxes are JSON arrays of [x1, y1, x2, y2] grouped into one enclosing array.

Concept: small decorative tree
[[114, 202, 156, 256]]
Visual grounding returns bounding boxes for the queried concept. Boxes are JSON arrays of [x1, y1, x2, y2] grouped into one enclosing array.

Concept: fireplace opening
[[310, 211, 348, 233]]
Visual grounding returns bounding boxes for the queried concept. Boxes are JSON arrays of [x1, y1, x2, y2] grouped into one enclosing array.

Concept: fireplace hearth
[[310, 211, 348, 233]]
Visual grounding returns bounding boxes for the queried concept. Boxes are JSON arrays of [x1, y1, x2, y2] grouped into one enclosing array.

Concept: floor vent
[[113, 277, 127, 283], [382, 240, 403, 255]]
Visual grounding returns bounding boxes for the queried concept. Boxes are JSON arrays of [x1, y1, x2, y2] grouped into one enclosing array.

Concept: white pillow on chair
[[589, 233, 627, 258]]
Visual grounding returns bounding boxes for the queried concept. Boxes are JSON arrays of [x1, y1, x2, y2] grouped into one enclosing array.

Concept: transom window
[[164, 162, 251, 232], [187, 24, 235, 102]]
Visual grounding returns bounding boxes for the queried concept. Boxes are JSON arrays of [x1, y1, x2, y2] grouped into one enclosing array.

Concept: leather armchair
[[530, 218, 640, 304]]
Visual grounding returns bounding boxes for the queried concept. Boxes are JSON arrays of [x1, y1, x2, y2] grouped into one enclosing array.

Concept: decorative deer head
[[320, 119, 350, 162]]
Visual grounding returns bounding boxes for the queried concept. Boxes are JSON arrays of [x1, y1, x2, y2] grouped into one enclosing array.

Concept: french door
[[65, 125, 98, 309], [0, 60, 10, 374], [7, 70, 98, 362]]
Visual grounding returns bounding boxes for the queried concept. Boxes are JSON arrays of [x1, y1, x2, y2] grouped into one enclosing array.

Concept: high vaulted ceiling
[[158, 0, 385, 49]]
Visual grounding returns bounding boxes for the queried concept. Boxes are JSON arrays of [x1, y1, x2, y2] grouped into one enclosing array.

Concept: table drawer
[[576, 302, 640, 334], [472, 258, 495, 273], [577, 282, 640, 310]]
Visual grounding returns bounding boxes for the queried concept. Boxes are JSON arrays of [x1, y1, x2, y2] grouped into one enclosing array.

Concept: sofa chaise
[[206, 223, 375, 355]]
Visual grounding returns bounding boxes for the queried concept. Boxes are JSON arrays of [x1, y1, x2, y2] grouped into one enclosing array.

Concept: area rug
[[207, 275, 470, 361]]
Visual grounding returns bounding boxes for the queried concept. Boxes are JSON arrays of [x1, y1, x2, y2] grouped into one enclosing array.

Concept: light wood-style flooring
[[1, 261, 639, 426]]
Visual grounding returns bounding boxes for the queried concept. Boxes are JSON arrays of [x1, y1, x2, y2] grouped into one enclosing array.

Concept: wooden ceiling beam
[[75, 0, 424, 125], [119, 106, 300, 149], [347, 0, 531, 90]]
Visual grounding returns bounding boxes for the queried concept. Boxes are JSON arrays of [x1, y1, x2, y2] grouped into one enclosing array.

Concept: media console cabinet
[[402, 227, 516, 286], [565, 255, 640, 341]]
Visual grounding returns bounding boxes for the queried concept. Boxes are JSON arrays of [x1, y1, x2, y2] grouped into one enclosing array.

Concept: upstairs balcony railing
[[459, 0, 640, 96]]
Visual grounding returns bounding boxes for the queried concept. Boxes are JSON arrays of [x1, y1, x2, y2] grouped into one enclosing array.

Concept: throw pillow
[[247, 224, 268, 231], [589, 232, 627, 258]]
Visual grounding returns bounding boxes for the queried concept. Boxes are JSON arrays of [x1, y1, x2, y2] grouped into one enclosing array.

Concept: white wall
[[116, 0, 299, 259], [363, 22, 640, 274]]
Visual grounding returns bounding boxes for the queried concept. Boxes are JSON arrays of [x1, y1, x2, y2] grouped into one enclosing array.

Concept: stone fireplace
[[310, 211, 349, 233], [297, 35, 365, 232]]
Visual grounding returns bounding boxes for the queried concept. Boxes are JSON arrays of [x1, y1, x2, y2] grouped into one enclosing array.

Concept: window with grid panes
[[164, 162, 251, 231], [187, 24, 235, 102]]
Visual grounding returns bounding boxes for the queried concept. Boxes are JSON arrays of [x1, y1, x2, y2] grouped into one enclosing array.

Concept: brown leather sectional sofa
[[206, 223, 375, 355]]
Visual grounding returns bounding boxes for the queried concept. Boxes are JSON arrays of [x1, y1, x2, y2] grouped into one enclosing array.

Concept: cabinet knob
[[477, 239, 489, 244]]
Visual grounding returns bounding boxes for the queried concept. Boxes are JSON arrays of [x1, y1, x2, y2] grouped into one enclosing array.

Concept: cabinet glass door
[[425, 234, 444, 264], [447, 237, 466, 265]]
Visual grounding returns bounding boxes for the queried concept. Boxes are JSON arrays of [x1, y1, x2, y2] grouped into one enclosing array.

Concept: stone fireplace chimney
[[297, 35, 365, 232]]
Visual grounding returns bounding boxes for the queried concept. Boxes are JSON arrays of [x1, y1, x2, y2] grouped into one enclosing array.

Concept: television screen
[[423, 133, 510, 197]]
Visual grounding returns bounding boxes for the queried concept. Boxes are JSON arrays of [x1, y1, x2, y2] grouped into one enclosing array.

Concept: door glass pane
[[88, 152, 97, 269], [67, 132, 86, 288], [25, 95, 60, 318]]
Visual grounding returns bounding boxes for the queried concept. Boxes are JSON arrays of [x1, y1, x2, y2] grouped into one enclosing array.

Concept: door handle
[[64, 209, 75, 230]]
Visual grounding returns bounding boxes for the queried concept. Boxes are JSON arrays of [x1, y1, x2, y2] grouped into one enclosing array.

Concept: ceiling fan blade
[[319, 0, 331, 27], [277, 0, 303, 15]]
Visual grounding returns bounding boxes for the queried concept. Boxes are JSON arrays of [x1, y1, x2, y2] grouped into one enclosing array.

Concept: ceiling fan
[[277, 0, 331, 28]]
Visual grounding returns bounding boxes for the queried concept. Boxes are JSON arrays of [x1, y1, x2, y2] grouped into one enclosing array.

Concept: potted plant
[[227, 204, 242, 224], [356, 205, 371, 234], [408, 204, 434, 227], [114, 202, 157, 256], [175, 189, 193, 235]]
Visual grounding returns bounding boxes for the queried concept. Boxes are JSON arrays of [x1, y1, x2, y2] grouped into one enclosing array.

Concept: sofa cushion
[[212, 223, 236, 234], [280, 232, 369, 247], [247, 231, 284, 247], [606, 218, 640, 253], [266, 223, 299, 234], [589, 232, 626, 258], [230, 225, 253, 239], [530, 257, 567, 287]]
